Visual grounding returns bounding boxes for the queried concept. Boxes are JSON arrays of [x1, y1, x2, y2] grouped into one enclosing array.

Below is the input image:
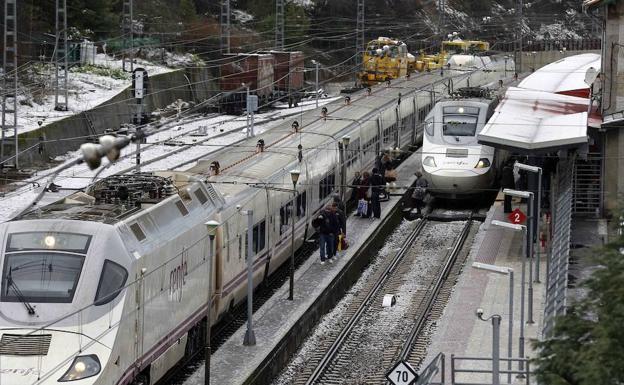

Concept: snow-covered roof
[[517, 53, 600, 98], [478, 87, 589, 151]]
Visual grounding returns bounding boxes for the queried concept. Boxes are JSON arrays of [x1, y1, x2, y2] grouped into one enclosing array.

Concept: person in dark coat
[[349, 171, 362, 203], [412, 171, 429, 215], [356, 171, 371, 217], [501, 160, 515, 213], [331, 201, 346, 256], [315, 205, 338, 264], [369, 168, 384, 219]]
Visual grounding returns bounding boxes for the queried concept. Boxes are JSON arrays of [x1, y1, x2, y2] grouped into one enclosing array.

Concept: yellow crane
[[415, 38, 490, 72]]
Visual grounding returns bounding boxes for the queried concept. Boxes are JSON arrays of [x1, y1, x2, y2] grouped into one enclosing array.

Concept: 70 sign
[[386, 360, 419, 385]]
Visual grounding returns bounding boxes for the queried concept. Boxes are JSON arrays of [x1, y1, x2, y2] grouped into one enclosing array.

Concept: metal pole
[[246, 86, 250, 138], [315, 61, 319, 108], [492, 315, 501, 385], [243, 210, 256, 345], [527, 194, 535, 324], [289, 183, 296, 300], [250, 107, 255, 137], [508, 270, 514, 384], [339, 143, 345, 201], [519, 227, 526, 372], [205, 234, 215, 385], [535, 168, 542, 283]]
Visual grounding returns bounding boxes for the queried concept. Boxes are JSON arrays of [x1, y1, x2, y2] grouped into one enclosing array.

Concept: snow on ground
[[0, 95, 340, 223], [6, 53, 173, 135]]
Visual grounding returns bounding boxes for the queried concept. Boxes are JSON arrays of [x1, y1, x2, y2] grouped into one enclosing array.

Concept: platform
[[423, 198, 547, 384], [183, 154, 422, 385]]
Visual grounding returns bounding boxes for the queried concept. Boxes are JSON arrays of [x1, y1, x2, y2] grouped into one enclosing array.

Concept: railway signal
[[386, 360, 418, 385], [508, 208, 527, 224]]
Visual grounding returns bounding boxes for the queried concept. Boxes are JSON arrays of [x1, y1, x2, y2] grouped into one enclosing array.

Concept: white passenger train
[[421, 87, 504, 198], [0, 60, 507, 385]]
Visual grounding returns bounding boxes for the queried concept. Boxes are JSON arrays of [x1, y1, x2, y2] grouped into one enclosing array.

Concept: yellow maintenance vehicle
[[359, 37, 416, 86], [415, 38, 490, 71]]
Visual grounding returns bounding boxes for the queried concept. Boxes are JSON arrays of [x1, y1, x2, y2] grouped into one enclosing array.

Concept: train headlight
[[423, 156, 437, 167], [59, 355, 101, 382], [475, 158, 491, 168]]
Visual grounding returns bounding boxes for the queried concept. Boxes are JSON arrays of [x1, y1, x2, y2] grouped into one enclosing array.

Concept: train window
[[319, 173, 335, 201], [194, 189, 209, 205], [94, 260, 128, 305], [175, 200, 189, 216], [296, 191, 307, 218], [425, 120, 434, 136], [280, 202, 292, 235], [252, 221, 266, 254], [130, 223, 146, 241]]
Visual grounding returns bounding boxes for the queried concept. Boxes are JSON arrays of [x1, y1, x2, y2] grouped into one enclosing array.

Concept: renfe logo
[[0, 368, 41, 376], [169, 253, 188, 302]]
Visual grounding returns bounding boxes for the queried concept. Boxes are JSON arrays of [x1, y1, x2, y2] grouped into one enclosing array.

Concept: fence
[[573, 152, 603, 217], [543, 157, 575, 337], [494, 38, 601, 52], [414, 353, 532, 385]]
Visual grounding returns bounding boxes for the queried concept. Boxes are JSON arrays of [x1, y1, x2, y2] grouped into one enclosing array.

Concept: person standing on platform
[[331, 201, 346, 257], [369, 168, 384, 219], [350, 171, 362, 205], [412, 171, 429, 216], [356, 171, 371, 217], [501, 160, 515, 213], [314, 205, 336, 265]]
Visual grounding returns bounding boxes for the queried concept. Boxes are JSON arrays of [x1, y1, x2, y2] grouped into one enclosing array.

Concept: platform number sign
[[508, 208, 527, 225], [386, 360, 419, 385]]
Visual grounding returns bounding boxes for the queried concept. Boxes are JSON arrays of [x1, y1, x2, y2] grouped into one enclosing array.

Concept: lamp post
[[492, 219, 527, 373], [243, 209, 256, 346], [503, 188, 535, 324], [204, 220, 220, 385], [311, 60, 319, 108], [476, 309, 502, 385], [289, 170, 300, 300], [514, 161, 543, 283], [472, 261, 514, 384]]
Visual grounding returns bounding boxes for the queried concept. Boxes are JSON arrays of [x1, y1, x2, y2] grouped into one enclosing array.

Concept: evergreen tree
[[532, 223, 624, 385]]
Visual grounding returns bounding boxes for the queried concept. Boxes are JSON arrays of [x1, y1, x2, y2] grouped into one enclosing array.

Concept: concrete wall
[[3, 67, 218, 168]]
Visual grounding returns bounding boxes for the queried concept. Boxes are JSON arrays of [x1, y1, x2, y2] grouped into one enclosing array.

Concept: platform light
[[491, 220, 525, 232], [342, 136, 350, 147], [502, 188, 532, 199], [290, 170, 301, 185], [458, 107, 465, 113], [513, 162, 540, 174]]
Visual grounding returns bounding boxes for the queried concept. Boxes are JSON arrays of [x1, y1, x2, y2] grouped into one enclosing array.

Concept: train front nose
[[427, 169, 494, 197], [0, 329, 109, 385]]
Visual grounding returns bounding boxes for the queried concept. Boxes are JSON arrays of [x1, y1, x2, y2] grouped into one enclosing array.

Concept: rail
[[304, 218, 430, 384], [450, 355, 531, 385]]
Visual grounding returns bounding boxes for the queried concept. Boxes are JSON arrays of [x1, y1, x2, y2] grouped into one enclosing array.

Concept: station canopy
[[478, 53, 601, 152]]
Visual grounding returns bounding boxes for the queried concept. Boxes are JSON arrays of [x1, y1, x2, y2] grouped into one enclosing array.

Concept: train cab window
[[94, 260, 128, 305], [2, 252, 85, 303], [442, 107, 480, 137]]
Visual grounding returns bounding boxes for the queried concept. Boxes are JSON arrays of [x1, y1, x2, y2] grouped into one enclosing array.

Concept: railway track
[[286, 216, 477, 385]]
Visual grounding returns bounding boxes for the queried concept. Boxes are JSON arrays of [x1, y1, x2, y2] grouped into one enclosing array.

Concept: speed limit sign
[[386, 360, 419, 385]]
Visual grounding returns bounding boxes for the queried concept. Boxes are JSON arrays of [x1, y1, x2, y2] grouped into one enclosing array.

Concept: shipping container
[[220, 54, 275, 106]]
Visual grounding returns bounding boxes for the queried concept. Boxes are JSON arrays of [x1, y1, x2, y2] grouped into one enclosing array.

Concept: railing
[[415, 352, 445, 385], [543, 157, 575, 337], [573, 152, 603, 217], [450, 355, 531, 385], [494, 38, 601, 52]]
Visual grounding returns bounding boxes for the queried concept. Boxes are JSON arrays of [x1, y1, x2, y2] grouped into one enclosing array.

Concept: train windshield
[[1, 232, 91, 303], [442, 107, 480, 137]]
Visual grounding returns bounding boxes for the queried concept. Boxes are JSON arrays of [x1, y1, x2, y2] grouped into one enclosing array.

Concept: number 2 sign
[[508, 208, 527, 224]]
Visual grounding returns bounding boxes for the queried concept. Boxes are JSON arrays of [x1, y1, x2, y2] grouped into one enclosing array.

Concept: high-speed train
[[421, 86, 505, 198], [0, 56, 507, 385]]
